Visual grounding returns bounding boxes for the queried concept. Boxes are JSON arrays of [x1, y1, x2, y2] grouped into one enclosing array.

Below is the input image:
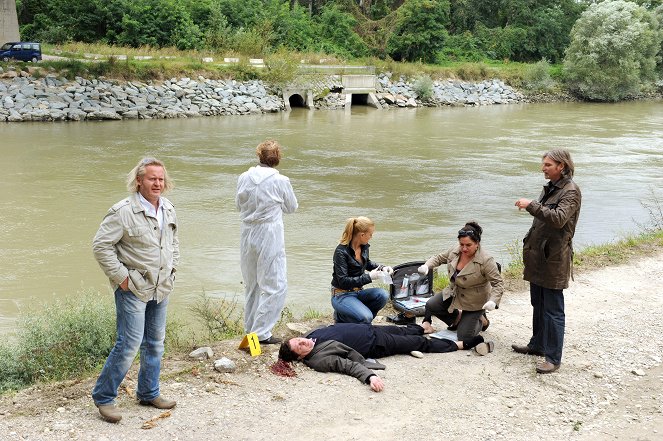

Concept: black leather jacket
[[331, 243, 380, 290]]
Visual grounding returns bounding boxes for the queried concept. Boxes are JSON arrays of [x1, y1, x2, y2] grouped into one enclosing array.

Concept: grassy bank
[[1, 227, 662, 394], [0, 42, 564, 93]]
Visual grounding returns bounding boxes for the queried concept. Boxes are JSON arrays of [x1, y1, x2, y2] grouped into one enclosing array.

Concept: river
[[1, 100, 662, 332]]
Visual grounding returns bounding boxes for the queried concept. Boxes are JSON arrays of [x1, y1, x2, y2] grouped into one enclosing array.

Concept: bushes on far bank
[[564, 0, 663, 102]]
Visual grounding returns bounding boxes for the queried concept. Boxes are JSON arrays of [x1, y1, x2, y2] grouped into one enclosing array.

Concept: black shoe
[[259, 336, 282, 345], [462, 335, 484, 350], [391, 313, 416, 325]]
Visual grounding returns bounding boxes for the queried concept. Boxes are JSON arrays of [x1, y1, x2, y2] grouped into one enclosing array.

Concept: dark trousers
[[423, 293, 483, 341], [367, 324, 458, 358], [528, 283, 565, 365]]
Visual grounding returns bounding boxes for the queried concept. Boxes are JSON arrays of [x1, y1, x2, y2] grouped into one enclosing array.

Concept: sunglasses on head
[[458, 229, 478, 239]]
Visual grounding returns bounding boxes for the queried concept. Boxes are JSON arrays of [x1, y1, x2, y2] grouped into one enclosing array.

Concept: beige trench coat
[[424, 245, 504, 312]]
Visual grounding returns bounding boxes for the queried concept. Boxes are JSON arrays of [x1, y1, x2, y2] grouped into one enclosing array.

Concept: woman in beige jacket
[[417, 221, 504, 341]]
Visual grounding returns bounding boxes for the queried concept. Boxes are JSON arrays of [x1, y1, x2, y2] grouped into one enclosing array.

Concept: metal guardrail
[[297, 65, 375, 75]]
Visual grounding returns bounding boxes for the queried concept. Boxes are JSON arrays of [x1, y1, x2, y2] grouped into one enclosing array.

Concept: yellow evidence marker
[[238, 332, 262, 356]]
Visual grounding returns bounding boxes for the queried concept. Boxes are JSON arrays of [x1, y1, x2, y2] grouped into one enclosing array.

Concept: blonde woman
[[331, 217, 393, 323]]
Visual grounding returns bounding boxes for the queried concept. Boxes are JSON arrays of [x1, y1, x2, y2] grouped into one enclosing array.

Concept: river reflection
[[1, 100, 662, 331]]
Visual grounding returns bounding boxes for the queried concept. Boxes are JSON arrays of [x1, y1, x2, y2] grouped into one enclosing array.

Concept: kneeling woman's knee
[[374, 288, 389, 304]]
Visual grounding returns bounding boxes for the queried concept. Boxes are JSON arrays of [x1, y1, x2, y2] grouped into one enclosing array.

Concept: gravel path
[[1, 254, 662, 441]]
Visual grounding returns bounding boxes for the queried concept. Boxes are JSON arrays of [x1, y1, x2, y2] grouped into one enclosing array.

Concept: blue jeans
[[331, 287, 389, 324], [528, 283, 565, 365], [92, 288, 169, 405]]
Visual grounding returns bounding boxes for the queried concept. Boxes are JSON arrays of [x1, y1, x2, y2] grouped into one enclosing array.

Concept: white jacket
[[236, 165, 298, 224]]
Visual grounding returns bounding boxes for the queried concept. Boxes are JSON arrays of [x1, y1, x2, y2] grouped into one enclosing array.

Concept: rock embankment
[[0, 73, 284, 122], [0, 68, 527, 122]]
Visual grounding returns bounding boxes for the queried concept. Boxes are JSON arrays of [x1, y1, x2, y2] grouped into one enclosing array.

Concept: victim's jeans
[[92, 288, 168, 405], [528, 283, 565, 366], [331, 287, 389, 324]]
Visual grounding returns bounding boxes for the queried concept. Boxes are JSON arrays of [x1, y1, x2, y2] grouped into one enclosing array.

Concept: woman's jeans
[[331, 287, 389, 324], [92, 288, 168, 405], [528, 283, 565, 365]]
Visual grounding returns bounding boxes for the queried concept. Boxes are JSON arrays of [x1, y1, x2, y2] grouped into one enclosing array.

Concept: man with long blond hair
[[92, 157, 179, 423]]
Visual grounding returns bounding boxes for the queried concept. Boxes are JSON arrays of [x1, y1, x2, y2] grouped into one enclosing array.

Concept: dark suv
[[0, 42, 42, 62]]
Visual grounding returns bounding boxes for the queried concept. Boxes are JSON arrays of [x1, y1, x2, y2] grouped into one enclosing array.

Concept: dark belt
[[331, 287, 361, 296]]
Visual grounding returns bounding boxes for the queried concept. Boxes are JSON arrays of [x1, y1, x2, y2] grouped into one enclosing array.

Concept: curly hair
[[256, 139, 282, 167]]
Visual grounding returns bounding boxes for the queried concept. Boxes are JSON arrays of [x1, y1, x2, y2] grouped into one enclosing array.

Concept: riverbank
[[0, 66, 529, 122], [1, 246, 662, 440]]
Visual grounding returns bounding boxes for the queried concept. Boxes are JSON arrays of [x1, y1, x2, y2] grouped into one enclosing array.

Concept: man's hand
[[382, 266, 394, 275], [417, 264, 429, 275], [120, 277, 129, 291], [369, 375, 384, 392], [515, 198, 532, 210]]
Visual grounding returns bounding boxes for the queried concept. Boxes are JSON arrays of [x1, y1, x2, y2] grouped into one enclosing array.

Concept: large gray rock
[[213, 357, 236, 373], [189, 347, 214, 360], [87, 110, 121, 120]]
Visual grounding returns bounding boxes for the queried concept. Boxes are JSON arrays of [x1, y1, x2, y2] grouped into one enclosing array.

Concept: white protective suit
[[236, 165, 298, 341]]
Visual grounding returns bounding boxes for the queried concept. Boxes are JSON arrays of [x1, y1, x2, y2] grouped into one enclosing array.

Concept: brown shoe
[[96, 403, 122, 423], [139, 396, 177, 409], [511, 344, 544, 357], [536, 361, 560, 374]]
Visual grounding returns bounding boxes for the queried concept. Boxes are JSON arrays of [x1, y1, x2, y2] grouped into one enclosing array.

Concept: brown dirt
[[1, 253, 663, 441]]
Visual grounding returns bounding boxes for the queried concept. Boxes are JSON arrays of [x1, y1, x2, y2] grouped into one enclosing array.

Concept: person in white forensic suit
[[236, 139, 298, 345]]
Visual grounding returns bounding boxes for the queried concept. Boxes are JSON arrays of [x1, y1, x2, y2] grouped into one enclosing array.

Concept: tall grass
[[37, 42, 545, 86], [0, 289, 189, 394], [189, 292, 245, 341], [0, 290, 115, 392]]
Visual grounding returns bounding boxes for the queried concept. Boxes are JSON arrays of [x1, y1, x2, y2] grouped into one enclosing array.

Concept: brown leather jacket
[[523, 176, 582, 290]]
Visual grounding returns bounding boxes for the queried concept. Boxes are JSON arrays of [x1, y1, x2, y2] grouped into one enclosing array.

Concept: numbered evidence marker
[[238, 332, 262, 356]]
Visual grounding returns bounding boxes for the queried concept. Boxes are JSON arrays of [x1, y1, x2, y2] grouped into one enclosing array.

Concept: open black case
[[389, 261, 434, 317]]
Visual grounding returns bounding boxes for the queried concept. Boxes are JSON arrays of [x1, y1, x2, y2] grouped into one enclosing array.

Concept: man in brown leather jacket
[[513, 149, 581, 374]]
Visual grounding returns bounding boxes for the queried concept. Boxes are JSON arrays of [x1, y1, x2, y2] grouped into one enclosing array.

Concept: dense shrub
[[0, 290, 115, 392], [563, 0, 662, 101], [523, 59, 556, 92], [438, 32, 485, 62], [0, 289, 188, 393], [474, 24, 528, 61], [412, 75, 434, 101], [387, 0, 450, 63], [315, 4, 369, 58]]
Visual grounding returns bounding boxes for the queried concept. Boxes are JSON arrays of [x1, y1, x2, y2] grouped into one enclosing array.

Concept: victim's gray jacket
[[303, 340, 379, 385], [93, 192, 179, 303]]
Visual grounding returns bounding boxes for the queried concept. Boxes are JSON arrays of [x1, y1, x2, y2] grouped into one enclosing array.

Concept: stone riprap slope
[[0, 73, 284, 122], [0, 68, 526, 122]]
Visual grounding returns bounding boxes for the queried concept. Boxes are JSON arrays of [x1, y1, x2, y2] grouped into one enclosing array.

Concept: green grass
[[0, 289, 191, 394], [29, 41, 563, 87], [0, 289, 116, 393]]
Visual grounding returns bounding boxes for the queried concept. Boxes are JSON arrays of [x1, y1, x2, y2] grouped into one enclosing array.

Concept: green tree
[[114, 0, 203, 49], [314, 4, 368, 57], [387, 0, 450, 62], [262, 0, 317, 51], [564, 0, 662, 101]]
